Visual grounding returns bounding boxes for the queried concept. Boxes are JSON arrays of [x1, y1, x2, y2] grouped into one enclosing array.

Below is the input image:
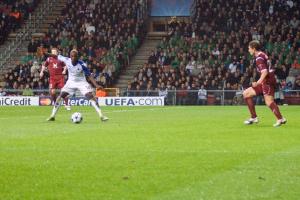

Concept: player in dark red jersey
[[40, 48, 71, 110], [243, 40, 286, 127]]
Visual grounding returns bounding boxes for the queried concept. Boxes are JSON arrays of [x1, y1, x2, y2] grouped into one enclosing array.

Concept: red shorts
[[49, 77, 64, 89], [252, 83, 275, 96]]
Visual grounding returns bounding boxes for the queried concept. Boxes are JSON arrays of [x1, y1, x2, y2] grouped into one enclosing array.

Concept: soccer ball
[[71, 112, 83, 124]]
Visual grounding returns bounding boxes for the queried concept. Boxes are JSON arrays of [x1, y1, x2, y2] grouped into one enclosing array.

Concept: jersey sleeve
[[81, 62, 91, 76], [256, 57, 268, 72], [44, 58, 50, 67], [57, 55, 69, 63]]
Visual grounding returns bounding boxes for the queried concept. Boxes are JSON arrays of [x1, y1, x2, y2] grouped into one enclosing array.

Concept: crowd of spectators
[[2, 0, 300, 105], [0, 0, 40, 44], [2, 0, 149, 95], [127, 0, 300, 105], [2, 61, 45, 96]]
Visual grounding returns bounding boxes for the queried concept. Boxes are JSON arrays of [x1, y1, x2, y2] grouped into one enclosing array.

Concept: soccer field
[[0, 106, 300, 200]]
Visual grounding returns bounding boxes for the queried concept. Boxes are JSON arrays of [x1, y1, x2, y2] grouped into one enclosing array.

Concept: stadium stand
[[0, 0, 40, 44], [123, 0, 300, 105], [1, 0, 149, 94]]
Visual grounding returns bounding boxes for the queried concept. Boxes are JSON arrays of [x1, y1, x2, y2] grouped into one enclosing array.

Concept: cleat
[[47, 117, 55, 121], [65, 105, 71, 111], [244, 117, 259, 125], [101, 116, 109, 122], [273, 118, 287, 127]]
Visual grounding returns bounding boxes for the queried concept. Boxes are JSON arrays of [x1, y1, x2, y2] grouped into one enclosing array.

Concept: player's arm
[[87, 75, 103, 89], [82, 63, 103, 89], [252, 60, 268, 87], [57, 55, 68, 63], [44, 48, 68, 63], [62, 65, 67, 75], [256, 69, 268, 85], [40, 61, 47, 78]]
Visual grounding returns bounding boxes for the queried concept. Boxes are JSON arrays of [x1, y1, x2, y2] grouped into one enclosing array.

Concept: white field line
[[104, 106, 184, 113], [0, 107, 184, 120], [1, 146, 299, 155]]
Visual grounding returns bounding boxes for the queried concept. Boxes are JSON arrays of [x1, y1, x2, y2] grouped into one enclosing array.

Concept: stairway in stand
[[11, 0, 67, 63], [0, 0, 67, 85], [115, 32, 167, 89]]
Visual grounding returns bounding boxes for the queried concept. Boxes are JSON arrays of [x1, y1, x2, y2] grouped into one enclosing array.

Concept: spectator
[[197, 85, 207, 105], [224, 83, 235, 105], [22, 83, 34, 96], [0, 86, 6, 96], [294, 77, 300, 96], [27, 38, 38, 55], [158, 85, 168, 104], [124, 84, 134, 97], [176, 83, 187, 105], [148, 50, 157, 65]]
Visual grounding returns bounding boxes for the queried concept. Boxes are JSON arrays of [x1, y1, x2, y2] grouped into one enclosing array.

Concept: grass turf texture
[[0, 106, 300, 200]]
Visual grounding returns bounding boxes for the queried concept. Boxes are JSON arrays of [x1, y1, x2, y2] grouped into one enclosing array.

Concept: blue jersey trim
[[78, 60, 91, 76]]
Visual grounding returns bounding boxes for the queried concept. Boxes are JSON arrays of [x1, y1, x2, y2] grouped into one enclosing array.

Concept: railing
[[138, 0, 150, 20], [190, 0, 197, 19], [0, 0, 56, 71], [120, 89, 300, 105], [1, 89, 300, 105]]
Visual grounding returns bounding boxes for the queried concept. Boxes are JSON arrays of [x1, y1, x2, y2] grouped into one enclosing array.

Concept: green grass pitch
[[0, 106, 300, 200]]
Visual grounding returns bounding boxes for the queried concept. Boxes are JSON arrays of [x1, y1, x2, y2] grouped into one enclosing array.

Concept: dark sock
[[269, 102, 283, 120], [51, 93, 57, 105], [244, 97, 257, 118], [64, 98, 69, 106]]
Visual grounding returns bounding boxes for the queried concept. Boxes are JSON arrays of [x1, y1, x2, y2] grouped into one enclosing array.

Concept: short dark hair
[[249, 40, 261, 50]]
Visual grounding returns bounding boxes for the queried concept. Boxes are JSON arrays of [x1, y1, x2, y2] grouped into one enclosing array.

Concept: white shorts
[[61, 81, 93, 96]]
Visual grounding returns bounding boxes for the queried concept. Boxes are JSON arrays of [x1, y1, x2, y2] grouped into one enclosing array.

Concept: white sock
[[90, 99, 103, 118], [51, 98, 62, 117]]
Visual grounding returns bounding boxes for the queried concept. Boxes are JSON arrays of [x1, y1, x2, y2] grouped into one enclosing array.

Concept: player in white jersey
[[47, 49, 108, 122]]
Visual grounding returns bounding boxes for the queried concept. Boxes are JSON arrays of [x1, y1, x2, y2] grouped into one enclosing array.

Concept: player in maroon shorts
[[243, 40, 286, 127], [40, 48, 71, 110]]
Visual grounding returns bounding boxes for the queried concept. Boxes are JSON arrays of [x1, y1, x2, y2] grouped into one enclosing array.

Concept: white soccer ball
[[71, 112, 83, 124]]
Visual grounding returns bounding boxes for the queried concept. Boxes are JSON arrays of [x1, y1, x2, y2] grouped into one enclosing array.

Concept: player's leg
[[64, 97, 71, 110], [56, 77, 71, 111], [47, 91, 69, 121], [60, 77, 71, 111], [49, 81, 57, 103], [243, 87, 259, 124], [50, 88, 57, 102], [264, 95, 287, 127], [85, 92, 108, 122], [79, 82, 108, 122], [47, 81, 74, 121]]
